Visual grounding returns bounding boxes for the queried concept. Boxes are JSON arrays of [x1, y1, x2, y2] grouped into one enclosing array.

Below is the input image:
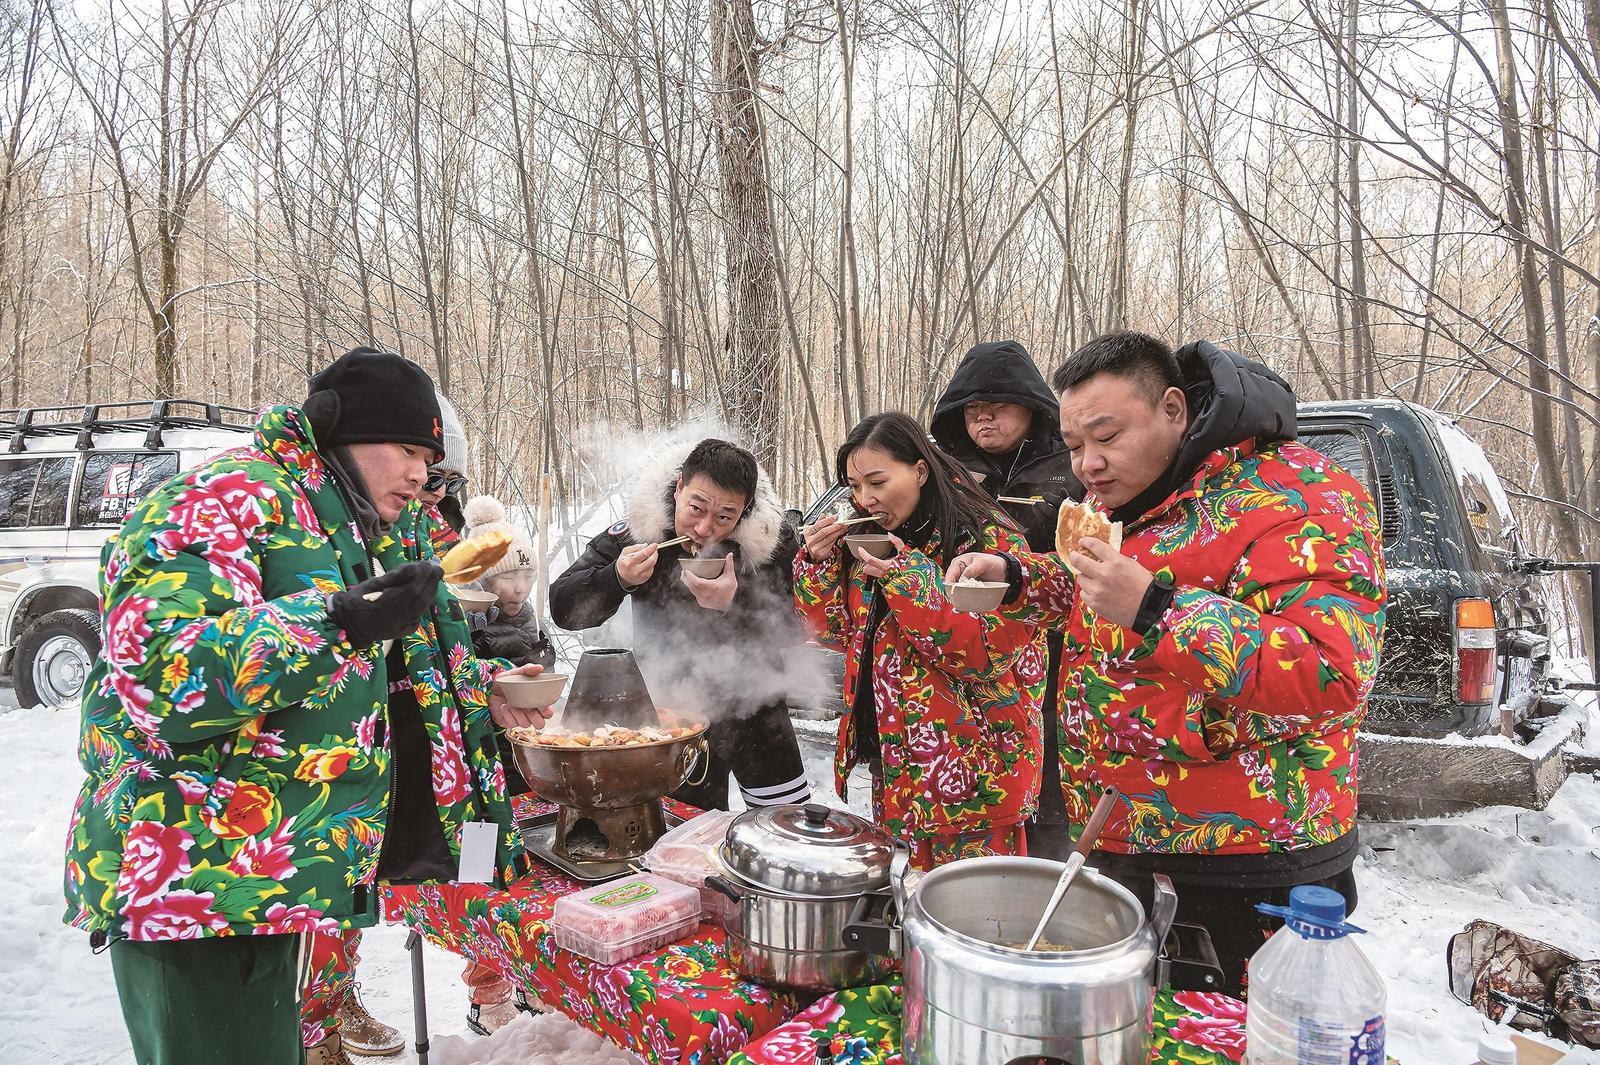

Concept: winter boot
[[466, 997, 520, 1036], [306, 1030, 356, 1065], [334, 983, 405, 1056]]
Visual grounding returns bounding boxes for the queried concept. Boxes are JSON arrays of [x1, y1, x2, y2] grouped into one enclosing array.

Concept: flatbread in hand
[[442, 529, 512, 584], [1055, 500, 1123, 573]]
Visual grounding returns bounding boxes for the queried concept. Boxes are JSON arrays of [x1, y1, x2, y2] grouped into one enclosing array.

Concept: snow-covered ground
[[3, 693, 1595, 1064]]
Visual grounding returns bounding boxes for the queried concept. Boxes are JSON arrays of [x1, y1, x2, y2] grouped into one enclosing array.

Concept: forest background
[[3, 0, 1598, 642]]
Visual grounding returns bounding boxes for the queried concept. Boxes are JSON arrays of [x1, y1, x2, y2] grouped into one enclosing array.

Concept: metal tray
[[516, 808, 688, 883]]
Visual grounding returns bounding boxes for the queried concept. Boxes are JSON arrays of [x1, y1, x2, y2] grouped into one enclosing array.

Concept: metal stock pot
[[706, 803, 901, 994], [844, 855, 1180, 1065]]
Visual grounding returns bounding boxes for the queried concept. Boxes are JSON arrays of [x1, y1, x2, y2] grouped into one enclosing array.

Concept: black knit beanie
[[304, 348, 444, 461]]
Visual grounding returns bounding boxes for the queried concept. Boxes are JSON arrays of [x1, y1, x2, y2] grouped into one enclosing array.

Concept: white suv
[[0, 401, 254, 707]]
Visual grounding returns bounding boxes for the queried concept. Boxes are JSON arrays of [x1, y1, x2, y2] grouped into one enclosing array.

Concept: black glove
[[327, 562, 443, 647]]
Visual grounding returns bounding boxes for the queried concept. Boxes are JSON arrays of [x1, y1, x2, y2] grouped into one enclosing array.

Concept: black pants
[[1024, 633, 1070, 861], [1097, 836, 1360, 998], [674, 699, 808, 812]]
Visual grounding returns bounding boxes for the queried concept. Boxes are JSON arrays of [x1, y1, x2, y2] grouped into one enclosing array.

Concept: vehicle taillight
[[1454, 598, 1496, 704]]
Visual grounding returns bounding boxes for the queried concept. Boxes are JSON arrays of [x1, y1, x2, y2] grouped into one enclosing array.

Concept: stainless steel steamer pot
[[707, 803, 902, 994]]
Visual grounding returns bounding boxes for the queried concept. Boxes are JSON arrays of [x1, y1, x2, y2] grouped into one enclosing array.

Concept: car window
[[1434, 420, 1518, 552], [29, 456, 76, 526], [1300, 428, 1374, 497], [75, 452, 180, 528], [0, 457, 43, 529]]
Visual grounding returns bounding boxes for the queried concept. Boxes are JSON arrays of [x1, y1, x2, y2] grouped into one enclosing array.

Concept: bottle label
[[1289, 1014, 1385, 1064], [1347, 1015, 1385, 1065]]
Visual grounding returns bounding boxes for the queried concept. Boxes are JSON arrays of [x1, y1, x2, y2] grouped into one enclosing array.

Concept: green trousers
[[110, 933, 305, 1065]]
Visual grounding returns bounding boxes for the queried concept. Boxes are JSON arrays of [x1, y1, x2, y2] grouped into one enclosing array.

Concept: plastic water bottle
[[1244, 885, 1387, 1064]]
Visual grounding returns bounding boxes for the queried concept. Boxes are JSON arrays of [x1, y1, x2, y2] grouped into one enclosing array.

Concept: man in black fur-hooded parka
[[551, 438, 811, 811]]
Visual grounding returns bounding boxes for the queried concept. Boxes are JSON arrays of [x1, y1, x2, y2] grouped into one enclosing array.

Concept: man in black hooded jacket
[[931, 339, 1080, 858], [931, 340, 1081, 551]]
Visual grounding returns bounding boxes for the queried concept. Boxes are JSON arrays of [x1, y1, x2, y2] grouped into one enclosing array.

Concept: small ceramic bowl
[[946, 580, 1008, 613], [680, 556, 730, 579], [844, 534, 897, 560], [451, 587, 497, 613], [494, 672, 569, 709]]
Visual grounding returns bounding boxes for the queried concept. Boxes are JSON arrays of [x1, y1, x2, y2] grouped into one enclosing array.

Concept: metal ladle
[[1024, 785, 1120, 951]]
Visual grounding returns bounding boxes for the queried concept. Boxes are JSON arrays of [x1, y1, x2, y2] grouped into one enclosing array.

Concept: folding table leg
[[405, 930, 430, 1065]]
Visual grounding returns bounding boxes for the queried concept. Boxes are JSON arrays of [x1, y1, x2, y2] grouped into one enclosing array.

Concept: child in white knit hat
[[462, 495, 554, 668]]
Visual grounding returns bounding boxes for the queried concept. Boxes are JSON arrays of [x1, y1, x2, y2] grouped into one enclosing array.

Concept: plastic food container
[[551, 873, 702, 965], [644, 810, 741, 925]]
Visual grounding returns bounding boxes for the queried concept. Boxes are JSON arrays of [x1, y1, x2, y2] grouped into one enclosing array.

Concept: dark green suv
[[1298, 399, 1572, 739]]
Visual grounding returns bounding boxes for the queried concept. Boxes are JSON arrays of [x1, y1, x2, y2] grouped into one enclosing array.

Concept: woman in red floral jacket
[[795, 413, 1045, 870]]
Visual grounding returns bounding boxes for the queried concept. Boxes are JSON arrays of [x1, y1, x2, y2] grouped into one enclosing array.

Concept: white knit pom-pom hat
[[462, 495, 536, 579]]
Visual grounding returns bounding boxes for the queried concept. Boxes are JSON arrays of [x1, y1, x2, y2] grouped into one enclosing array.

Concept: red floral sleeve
[[878, 527, 1038, 682], [997, 547, 1079, 629], [1145, 508, 1386, 740], [792, 552, 850, 651]]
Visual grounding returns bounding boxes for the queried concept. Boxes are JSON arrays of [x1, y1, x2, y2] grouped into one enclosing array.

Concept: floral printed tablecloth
[[728, 982, 1249, 1065], [383, 797, 1250, 1065], [381, 797, 799, 1064]]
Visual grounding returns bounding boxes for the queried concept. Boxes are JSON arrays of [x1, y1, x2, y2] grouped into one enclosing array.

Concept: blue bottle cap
[[1290, 885, 1348, 923], [1256, 886, 1365, 939]]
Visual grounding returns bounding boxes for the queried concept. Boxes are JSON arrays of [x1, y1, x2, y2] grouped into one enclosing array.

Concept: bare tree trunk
[[1412, 1, 1465, 402], [709, 0, 781, 467], [610, 131, 645, 433], [1584, 0, 1600, 426], [834, 0, 867, 424], [1487, 0, 1590, 607], [743, 26, 830, 477], [405, 0, 446, 385], [499, 4, 563, 492], [1343, 0, 1375, 397], [1171, 64, 1340, 396], [0, 0, 45, 407], [1530, 42, 1587, 514], [1048, 0, 1089, 353], [1174, 116, 1190, 341], [1110, 0, 1147, 330], [250, 118, 265, 406]]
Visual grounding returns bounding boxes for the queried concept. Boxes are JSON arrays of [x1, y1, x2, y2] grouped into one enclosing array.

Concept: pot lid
[[720, 803, 894, 898]]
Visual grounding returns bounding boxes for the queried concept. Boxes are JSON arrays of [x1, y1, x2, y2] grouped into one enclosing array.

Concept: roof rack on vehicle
[[0, 400, 255, 453]]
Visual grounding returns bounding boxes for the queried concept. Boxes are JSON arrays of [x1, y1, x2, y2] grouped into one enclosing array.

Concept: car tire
[[13, 608, 102, 709]]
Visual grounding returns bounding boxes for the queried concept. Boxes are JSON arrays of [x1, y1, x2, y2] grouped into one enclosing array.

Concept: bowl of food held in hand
[[494, 672, 569, 708], [946, 577, 1008, 612], [451, 587, 497, 613], [844, 534, 897, 560], [679, 556, 730, 579]]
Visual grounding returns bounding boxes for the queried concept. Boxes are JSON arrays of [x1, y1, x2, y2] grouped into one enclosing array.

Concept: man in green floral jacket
[[62, 349, 549, 1064]]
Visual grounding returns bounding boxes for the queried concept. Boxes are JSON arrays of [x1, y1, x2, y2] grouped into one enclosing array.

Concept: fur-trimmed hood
[[625, 440, 785, 570]]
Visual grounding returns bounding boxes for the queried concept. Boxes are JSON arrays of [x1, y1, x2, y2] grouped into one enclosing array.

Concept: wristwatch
[[1132, 577, 1176, 636]]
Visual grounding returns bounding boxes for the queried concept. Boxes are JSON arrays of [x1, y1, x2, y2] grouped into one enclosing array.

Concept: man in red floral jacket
[[948, 332, 1386, 995]]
